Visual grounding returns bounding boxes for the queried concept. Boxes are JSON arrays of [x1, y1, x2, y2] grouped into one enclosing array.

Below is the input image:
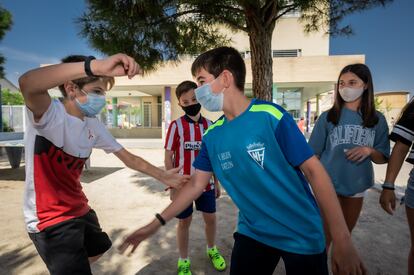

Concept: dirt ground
[[0, 141, 412, 275]]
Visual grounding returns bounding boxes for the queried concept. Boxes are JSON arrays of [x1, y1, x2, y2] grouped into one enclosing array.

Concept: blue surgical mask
[[75, 89, 106, 117], [195, 78, 224, 112]]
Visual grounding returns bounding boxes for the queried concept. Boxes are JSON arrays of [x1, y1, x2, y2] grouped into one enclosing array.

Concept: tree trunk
[[248, 27, 274, 101]]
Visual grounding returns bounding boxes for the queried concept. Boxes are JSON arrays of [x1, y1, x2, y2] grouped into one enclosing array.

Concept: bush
[[2, 120, 13, 132], [1, 89, 24, 105]]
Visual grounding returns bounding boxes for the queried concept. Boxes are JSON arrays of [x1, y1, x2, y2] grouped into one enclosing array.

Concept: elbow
[[373, 153, 389, 164], [374, 159, 388, 164], [124, 162, 133, 170], [125, 156, 139, 170], [18, 73, 30, 95], [121, 154, 136, 170]]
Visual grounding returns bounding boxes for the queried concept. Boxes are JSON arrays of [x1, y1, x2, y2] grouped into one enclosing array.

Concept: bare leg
[[202, 212, 216, 248], [177, 215, 192, 259], [338, 196, 364, 232], [325, 196, 363, 251]]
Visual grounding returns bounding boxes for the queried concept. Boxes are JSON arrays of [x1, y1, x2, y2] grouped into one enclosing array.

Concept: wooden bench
[[0, 132, 24, 169]]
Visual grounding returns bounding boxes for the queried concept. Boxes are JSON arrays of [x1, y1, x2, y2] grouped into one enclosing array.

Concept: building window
[[272, 49, 302, 58], [274, 89, 301, 120], [143, 102, 152, 127]]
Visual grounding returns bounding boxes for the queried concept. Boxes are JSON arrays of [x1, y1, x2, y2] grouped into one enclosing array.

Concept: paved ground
[[0, 139, 412, 275]]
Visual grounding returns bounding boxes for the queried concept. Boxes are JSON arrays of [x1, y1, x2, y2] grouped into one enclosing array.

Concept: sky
[[1, 0, 413, 96]]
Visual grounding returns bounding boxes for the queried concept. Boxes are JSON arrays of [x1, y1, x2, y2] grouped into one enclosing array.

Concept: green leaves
[[299, 0, 394, 36], [77, 1, 240, 72], [1, 89, 24, 105], [78, 0, 394, 100], [0, 5, 13, 78]]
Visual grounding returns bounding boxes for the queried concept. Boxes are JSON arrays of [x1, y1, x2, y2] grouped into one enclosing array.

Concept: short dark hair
[[328, 63, 378, 128], [191, 47, 246, 91], [58, 55, 115, 97], [175, 81, 197, 100]]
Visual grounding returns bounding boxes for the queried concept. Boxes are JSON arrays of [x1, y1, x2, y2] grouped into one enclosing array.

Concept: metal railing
[[1, 105, 25, 132]]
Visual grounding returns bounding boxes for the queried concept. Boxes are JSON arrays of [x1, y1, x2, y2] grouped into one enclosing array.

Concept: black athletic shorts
[[230, 232, 328, 275], [29, 209, 111, 275]]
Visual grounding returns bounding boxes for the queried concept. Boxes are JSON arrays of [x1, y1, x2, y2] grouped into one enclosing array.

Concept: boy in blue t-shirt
[[120, 47, 366, 275]]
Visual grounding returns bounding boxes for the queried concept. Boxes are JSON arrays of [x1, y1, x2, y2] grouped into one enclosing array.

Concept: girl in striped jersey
[[380, 98, 414, 275]]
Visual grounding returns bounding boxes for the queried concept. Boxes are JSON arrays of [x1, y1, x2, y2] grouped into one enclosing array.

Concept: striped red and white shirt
[[165, 115, 214, 191]]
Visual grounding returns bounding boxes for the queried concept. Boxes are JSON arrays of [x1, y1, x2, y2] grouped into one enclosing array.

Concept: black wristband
[[382, 185, 395, 191], [84, 56, 98, 77], [155, 213, 166, 226]]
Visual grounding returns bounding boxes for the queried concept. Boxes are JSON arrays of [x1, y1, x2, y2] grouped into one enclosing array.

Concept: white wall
[[222, 17, 329, 56]]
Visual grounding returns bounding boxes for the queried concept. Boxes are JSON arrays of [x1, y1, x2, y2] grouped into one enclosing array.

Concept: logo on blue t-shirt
[[247, 142, 265, 169]]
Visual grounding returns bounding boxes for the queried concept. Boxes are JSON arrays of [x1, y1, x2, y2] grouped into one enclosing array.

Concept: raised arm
[[19, 53, 141, 120]]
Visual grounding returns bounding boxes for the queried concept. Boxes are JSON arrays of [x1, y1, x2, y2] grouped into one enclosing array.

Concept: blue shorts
[[405, 168, 414, 209], [176, 189, 216, 219]]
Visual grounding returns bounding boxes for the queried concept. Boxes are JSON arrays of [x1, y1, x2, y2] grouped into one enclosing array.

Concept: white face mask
[[194, 76, 225, 112], [338, 87, 364, 102]]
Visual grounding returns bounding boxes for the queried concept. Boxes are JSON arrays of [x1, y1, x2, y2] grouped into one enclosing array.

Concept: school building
[[48, 12, 367, 139], [375, 91, 411, 125]]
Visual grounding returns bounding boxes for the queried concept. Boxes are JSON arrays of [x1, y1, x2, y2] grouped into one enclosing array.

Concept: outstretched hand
[[379, 189, 396, 215], [331, 239, 366, 275], [118, 221, 160, 256], [91, 53, 143, 79], [162, 166, 191, 189]]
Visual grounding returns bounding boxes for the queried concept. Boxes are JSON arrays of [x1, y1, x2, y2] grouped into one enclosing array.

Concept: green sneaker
[[177, 258, 192, 275], [207, 246, 226, 271]]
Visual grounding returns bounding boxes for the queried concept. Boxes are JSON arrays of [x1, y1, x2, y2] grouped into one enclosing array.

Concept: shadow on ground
[[0, 243, 45, 275], [134, 195, 237, 275], [91, 195, 239, 275], [0, 166, 26, 181], [81, 167, 124, 183], [91, 229, 130, 275], [0, 166, 122, 183], [129, 166, 169, 194]]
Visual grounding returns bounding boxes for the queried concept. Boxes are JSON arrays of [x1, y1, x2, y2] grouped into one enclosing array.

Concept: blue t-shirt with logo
[[308, 108, 390, 196], [193, 99, 325, 254]]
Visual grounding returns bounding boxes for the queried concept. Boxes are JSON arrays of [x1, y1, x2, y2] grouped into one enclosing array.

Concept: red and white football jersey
[[165, 115, 213, 191]]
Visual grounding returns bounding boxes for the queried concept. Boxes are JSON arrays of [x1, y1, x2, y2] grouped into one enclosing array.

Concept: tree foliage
[[0, 5, 13, 78], [1, 89, 24, 105], [78, 0, 393, 100]]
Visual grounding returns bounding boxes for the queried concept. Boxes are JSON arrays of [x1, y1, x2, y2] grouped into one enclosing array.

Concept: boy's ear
[[222, 70, 233, 89], [64, 81, 77, 99]]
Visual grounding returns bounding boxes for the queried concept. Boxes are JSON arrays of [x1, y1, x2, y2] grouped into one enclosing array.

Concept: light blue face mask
[[75, 89, 106, 117], [195, 77, 224, 112]]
